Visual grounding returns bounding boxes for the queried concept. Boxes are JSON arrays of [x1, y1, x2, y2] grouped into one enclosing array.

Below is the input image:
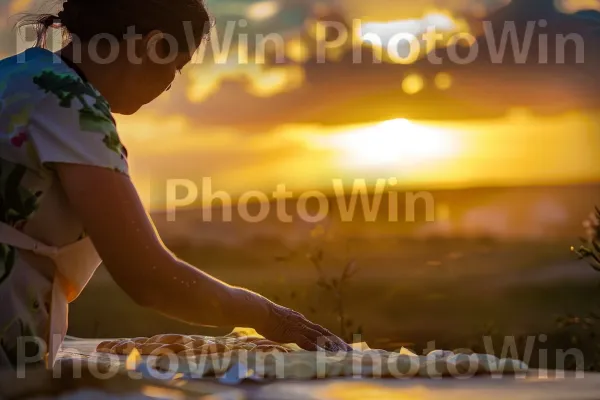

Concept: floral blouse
[[0, 47, 128, 369]]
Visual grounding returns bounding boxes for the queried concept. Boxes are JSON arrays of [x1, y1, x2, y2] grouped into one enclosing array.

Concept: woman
[[0, 0, 349, 370]]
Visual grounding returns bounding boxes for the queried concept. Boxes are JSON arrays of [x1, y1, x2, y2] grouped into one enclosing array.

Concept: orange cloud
[[558, 0, 600, 12], [9, 0, 34, 14], [186, 63, 306, 103]]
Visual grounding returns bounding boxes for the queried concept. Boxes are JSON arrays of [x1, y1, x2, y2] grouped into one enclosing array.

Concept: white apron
[[0, 222, 101, 368]]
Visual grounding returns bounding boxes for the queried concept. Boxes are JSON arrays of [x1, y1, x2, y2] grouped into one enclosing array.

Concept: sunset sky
[[1, 0, 600, 210], [123, 108, 600, 209]]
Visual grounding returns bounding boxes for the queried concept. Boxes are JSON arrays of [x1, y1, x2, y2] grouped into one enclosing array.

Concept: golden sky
[[123, 108, 600, 210], [3, 0, 600, 211]]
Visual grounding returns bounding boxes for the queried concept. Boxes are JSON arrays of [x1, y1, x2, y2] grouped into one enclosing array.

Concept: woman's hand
[[258, 302, 352, 352]]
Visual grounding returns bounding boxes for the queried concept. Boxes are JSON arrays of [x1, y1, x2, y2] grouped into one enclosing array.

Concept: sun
[[326, 118, 459, 167]]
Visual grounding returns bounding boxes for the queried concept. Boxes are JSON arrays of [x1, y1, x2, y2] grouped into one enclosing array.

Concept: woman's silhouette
[[0, 0, 349, 371]]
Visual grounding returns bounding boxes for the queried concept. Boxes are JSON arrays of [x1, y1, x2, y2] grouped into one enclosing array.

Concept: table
[[55, 338, 600, 400]]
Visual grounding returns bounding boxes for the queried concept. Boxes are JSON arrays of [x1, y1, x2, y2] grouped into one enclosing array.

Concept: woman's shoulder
[[0, 48, 127, 176], [1, 47, 118, 143], [1, 48, 109, 114]]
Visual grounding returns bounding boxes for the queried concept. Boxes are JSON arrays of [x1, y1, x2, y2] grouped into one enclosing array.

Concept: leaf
[[33, 71, 78, 107], [92, 97, 112, 118], [79, 107, 111, 133], [102, 131, 125, 156]]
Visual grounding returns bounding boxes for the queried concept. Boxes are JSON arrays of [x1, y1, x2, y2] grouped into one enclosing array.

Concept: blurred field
[[69, 234, 600, 370], [68, 183, 600, 370]]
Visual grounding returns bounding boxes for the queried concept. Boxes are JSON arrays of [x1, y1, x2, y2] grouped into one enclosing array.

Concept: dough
[[95, 340, 116, 353], [111, 340, 136, 355], [150, 343, 189, 356], [194, 342, 230, 354], [131, 337, 149, 345], [254, 345, 289, 353], [147, 334, 193, 345], [137, 343, 163, 355], [94, 329, 529, 380]]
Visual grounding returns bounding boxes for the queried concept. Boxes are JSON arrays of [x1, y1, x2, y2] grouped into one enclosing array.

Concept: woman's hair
[[18, 0, 213, 50]]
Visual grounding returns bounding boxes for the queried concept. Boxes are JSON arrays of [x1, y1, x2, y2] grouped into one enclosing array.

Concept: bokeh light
[[402, 73, 425, 94]]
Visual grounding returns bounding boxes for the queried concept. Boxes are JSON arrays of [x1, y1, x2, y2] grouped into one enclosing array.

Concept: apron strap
[[0, 221, 100, 369], [0, 222, 59, 257], [0, 221, 102, 300]]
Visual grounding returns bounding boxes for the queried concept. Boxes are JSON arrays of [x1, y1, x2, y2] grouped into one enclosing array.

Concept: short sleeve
[[27, 70, 129, 175]]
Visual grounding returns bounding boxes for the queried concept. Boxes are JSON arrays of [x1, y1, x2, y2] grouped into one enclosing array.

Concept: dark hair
[[18, 0, 213, 49]]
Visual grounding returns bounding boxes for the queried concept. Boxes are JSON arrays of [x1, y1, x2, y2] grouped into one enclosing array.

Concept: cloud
[[342, 0, 507, 21], [164, 1, 600, 129], [359, 13, 459, 42], [9, 0, 33, 14]]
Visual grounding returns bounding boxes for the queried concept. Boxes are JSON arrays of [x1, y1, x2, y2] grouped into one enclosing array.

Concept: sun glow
[[316, 118, 460, 167]]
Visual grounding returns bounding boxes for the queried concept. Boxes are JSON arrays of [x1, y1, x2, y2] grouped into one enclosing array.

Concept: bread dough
[[95, 328, 529, 379]]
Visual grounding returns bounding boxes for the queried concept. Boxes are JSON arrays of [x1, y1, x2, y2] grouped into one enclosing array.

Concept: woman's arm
[[56, 163, 267, 328], [55, 163, 350, 351]]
